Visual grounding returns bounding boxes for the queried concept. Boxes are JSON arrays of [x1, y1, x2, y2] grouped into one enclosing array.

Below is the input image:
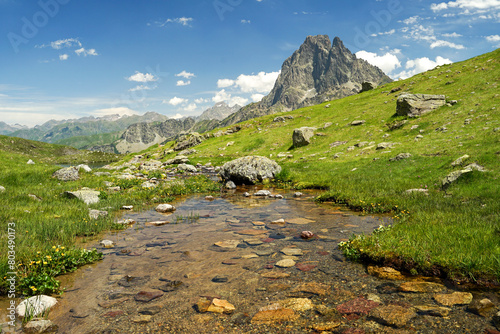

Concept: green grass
[[139, 48, 500, 283]]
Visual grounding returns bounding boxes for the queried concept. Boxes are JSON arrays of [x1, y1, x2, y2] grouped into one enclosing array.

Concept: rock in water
[[396, 94, 446, 117], [155, 204, 176, 213], [16, 295, 58, 318], [23, 319, 58, 333], [220, 156, 282, 185], [293, 127, 316, 148], [53, 167, 79, 181]]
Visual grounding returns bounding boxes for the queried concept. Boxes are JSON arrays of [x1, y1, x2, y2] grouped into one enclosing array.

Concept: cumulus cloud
[[153, 17, 194, 27], [183, 103, 198, 112], [401, 16, 421, 25], [431, 0, 500, 11], [394, 56, 452, 79], [217, 79, 235, 88], [235, 71, 280, 93], [128, 85, 152, 92], [356, 51, 402, 75], [251, 94, 265, 102], [430, 40, 465, 49], [59, 54, 69, 61], [127, 71, 158, 83], [167, 97, 188, 106], [176, 80, 191, 86], [37, 38, 82, 49], [442, 32, 462, 37], [75, 48, 98, 56], [94, 107, 138, 117], [212, 89, 248, 107], [241, 19, 251, 24], [170, 113, 183, 119], [486, 34, 500, 42], [176, 71, 195, 79]]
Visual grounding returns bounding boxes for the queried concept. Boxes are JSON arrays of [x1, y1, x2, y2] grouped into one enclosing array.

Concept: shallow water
[[2, 187, 498, 333]]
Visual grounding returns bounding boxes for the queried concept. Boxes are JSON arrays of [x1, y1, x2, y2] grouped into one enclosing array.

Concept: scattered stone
[[89, 209, 108, 220], [295, 263, 317, 272], [376, 283, 399, 294], [212, 276, 229, 283], [64, 188, 100, 205], [390, 153, 412, 161], [205, 196, 215, 201], [142, 181, 157, 189], [280, 298, 314, 312], [155, 204, 176, 213], [116, 218, 135, 225], [165, 155, 189, 165], [254, 190, 272, 197], [467, 298, 498, 317], [293, 127, 316, 148], [139, 305, 163, 315], [451, 154, 470, 166], [292, 282, 329, 296], [76, 164, 92, 172], [225, 181, 237, 189], [293, 192, 303, 197], [300, 231, 314, 239], [27, 159, 35, 165], [195, 298, 212, 313], [206, 298, 235, 314], [367, 266, 405, 280], [273, 115, 294, 122], [245, 238, 263, 246], [98, 297, 129, 308], [53, 167, 79, 181], [220, 156, 282, 185], [396, 94, 446, 117], [281, 247, 303, 256], [312, 322, 342, 332], [351, 120, 366, 126], [134, 289, 164, 302], [442, 164, 486, 189], [434, 292, 473, 306], [100, 240, 115, 248], [235, 229, 268, 236], [272, 218, 285, 224], [103, 310, 124, 318], [121, 205, 133, 210], [157, 280, 184, 292], [28, 194, 42, 201], [145, 221, 169, 227], [178, 163, 198, 173], [376, 142, 394, 150], [336, 297, 380, 316], [16, 295, 58, 318], [414, 305, 451, 317], [399, 282, 446, 293], [23, 319, 58, 334], [174, 132, 205, 151], [493, 311, 500, 329], [369, 304, 416, 328], [243, 192, 251, 197], [404, 189, 429, 195], [215, 240, 240, 249], [251, 308, 299, 325], [275, 259, 296, 268], [132, 315, 152, 324]]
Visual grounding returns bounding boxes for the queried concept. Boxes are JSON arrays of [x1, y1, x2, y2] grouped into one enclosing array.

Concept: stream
[[2, 187, 499, 333]]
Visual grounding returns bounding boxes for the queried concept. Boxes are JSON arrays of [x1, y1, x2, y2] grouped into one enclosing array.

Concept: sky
[[0, 0, 499, 127]]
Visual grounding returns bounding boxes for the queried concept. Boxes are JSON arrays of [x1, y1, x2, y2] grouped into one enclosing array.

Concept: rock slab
[[396, 94, 446, 117]]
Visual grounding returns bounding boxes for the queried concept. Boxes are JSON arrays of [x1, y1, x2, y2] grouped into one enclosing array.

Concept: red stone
[[342, 328, 366, 334], [103, 310, 124, 318], [262, 238, 274, 243], [295, 263, 317, 272], [317, 251, 330, 256], [135, 290, 164, 302], [336, 297, 380, 316]]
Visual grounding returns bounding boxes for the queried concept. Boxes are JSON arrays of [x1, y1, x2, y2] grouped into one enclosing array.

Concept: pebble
[[369, 304, 416, 328], [100, 240, 115, 248], [399, 281, 446, 293], [134, 290, 164, 302], [414, 305, 451, 317], [468, 298, 497, 317], [275, 259, 296, 268], [434, 291, 473, 306], [212, 276, 229, 283], [367, 266, 405, 280], [132, 315, 152, 323], [214, 240, 240, 249], [280, 247, 303, 256]]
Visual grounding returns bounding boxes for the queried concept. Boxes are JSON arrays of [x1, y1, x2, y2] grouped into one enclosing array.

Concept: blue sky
[[0, 0, 499, 127]]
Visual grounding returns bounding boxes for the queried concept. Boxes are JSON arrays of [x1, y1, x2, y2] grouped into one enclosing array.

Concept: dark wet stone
[[212, 276, 229, 283], [157, 280, 184, 292], [336, 297, 380, 316], [116, 249, 132, 256], [139, 305, 163, 315], [134, 290, 164, 302], [145, 242, 166, 247], [237, 243, 249, 249], [222, 260, 239, 265], [118, 275, 150, 288], [231, 312, 251, 325], [376, 282, 399, 294], [269, 233, 286, 239]]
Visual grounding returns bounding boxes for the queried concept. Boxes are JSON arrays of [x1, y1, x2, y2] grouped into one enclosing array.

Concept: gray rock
[[405, 189, 429, 195], [293, 127, 316, 148], [451, 155, 470, 166], [396, 94, 446, 117], [0, 186, 5, 192], [464, 163, 486, 172], [165, 155, 189, 165], [174, 132, 204, 151], [142, 181, 157, 189], [442, 164, 486, 190], [76, 164, 92, 172], [28, 194, 42, 201], [89, 209, 108, 220], [376, 142, 394, 150], [360, 81, 376, 92], [177, 164, 198, 173], [243, 192, 251, 197], [16, 295, 58, 318], [178, 148, 197, 156], [323, 122, 333, 129], [155, 204, 176, 213], [467, 298, 498, 317], [23, 319, 58, 334], [225, 181, 237, 189], [390, 153, 412, 161], [293, 192, 303, 197], [53, 167, 79, 182], [94, 172, 111, 176], [254, 190, 272, 197], [273, 115, 294, 122], [27, 159, 35, 165], [351, 120, 366, 126], [64, 188, 100, 205], [100, 240, 115, 248], [220, 156, 282, 185]]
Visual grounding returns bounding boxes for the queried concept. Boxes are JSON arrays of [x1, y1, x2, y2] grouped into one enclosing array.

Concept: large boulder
[[220, 156, 282, 185], [396, 94, 446, 117], [292, 127, 316, 148], [64, 188, 100, 205], [174, 133, 204, 151], [52, 167, 79, 181]]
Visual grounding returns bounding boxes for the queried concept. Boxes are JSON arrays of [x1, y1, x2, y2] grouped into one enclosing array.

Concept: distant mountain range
[[0, 122, 28, 135], [197, 102, 241, 122]]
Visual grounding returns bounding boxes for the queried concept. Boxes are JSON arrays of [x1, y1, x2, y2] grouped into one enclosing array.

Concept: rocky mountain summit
[[197, 102, 241, 121], [221, 35, 392, 126]]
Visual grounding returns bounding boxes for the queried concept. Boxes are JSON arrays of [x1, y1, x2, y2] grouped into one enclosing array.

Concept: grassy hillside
[[54, 131, 122, 150], [137, 48, 500, 283]]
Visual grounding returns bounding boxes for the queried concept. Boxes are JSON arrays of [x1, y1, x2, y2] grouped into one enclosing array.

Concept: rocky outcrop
[[173, 132, 204, 151], [292, 127, 316, 148], [220, 35, 392, 126], [220, 156, 282, 185], [197, 102, 241, 121], [396, 94, 447, 117], [53, 167, 79, 181]]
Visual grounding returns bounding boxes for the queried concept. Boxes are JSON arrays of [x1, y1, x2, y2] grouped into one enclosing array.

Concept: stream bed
[[3, 187, 499, 333]]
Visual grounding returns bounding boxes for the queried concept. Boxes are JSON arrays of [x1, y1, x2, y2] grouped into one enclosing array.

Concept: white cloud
[[251, 94, 265, 102], [183, 103, 198, 112], [194, 98, 209, 104], [442, 32, 462, 37], [241, 19, 251, 24], [94, 107, 138, 117], [486, 34, 500, 42], [394, 56, 452, 79], [217, 79, 235, 88], [129, 85, 152, 92], [37, 38, 82, 49], [75, 48, 98, 56], [356, 51, 402, 75], [176, 71, 195, 79], [167, 97, 188, 106], [212, 89, 248, 107], [154, 17, 194, 27], [431, 0, 500, 11], [170, 113, 183, 119], [127, 72, 158, 83], [430, 40, 466, 49], [176, 80, 191, 86], [234, 71, 280, 93], [59, 54, 69, 61], [401, 16, 420, 25]]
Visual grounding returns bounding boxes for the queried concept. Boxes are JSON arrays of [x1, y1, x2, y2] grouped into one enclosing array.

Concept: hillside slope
[[136, 48, 499, 281]]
